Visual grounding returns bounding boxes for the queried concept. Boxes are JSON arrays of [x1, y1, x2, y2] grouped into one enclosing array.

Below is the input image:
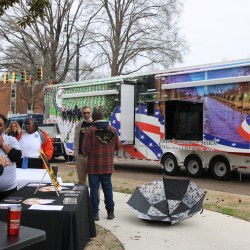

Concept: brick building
[[0, 81, 44, 117]]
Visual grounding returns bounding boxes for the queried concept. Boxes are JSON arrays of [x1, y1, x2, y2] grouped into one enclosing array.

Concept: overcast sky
[[177, 0, 250, 67]]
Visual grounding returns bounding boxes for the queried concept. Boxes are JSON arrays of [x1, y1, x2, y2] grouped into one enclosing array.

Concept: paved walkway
[[96, 192, 250, 250]]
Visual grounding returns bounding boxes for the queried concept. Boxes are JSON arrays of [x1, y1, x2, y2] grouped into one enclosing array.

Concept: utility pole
[[64, 23, 80, 82], [76, 31, 79, 82]]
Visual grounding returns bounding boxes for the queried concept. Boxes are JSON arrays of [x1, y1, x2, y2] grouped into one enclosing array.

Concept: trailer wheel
[[210, 156, 232, 181], [185, 155, 204, 178], [162, 154, 180, 176]]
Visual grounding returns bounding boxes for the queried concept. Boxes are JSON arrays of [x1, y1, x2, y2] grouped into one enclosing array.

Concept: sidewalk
[[96, 192, 250, 250]]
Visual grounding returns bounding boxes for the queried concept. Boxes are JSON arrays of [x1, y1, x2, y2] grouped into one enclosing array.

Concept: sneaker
[[93, 214, 99, 221], [107, 211, 115, 220]]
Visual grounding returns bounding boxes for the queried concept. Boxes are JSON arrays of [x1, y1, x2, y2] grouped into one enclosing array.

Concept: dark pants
[[16, 158, 43, 169], [0, 187, 17, 201], [88, 174, 114, 215]]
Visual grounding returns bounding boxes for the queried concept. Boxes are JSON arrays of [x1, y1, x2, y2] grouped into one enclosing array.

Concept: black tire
[[161, 154, 180, 176], [185, 155, 204, 178], [210, 156, 232, 181]]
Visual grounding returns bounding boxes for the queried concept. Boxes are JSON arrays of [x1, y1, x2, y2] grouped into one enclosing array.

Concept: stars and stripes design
[[167, 132, 250, 153], [201, 114, 250, 152], [110, 105, 164, 159], [110, 105, 249, 157], [135, 106, 164, 159], [238, 114, 250, 143], [204, 133, 249, 150]]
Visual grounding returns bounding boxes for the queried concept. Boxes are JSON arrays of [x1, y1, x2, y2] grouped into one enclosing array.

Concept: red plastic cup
[[8, 204, 22, 236]]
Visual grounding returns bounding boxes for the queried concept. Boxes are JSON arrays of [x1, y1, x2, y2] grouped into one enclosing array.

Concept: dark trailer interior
[[165, 100, 203, 141]]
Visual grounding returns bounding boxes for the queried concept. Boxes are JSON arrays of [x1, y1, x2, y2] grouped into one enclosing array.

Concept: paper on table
[[27, 183, 47, 187], [29, 205, 63, 211], [60, 183, 75, 186], [23, 198, 55, 205]]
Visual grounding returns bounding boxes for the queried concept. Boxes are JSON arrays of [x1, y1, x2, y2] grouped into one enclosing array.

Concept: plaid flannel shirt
[[82, 124, 121, 174]]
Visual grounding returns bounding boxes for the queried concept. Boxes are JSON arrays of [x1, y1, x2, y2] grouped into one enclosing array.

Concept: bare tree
[[0, 0, 188, 82], [16, 83, 44, 113], [86, 0, 189, 77], [0, 0, 101, 84]]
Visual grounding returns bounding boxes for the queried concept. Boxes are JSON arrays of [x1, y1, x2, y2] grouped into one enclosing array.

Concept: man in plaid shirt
[[82, 108, 121, 221]]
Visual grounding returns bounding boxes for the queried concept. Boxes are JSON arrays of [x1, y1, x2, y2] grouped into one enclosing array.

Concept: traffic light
[[28, 77, 33, 85], [3, 73, 7, 84], [37, 66, 43, 80], [21, 70, 26, 82], [11, 72, 16, 84]]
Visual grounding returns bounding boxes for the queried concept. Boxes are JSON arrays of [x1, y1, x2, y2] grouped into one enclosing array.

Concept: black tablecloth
[[0, 184, 96, 250]]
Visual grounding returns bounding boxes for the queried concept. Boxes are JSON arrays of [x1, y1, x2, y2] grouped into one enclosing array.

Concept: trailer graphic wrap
[[161, 84, 250, 152], [44, 87, 58, 119], [111, 105, 164, 159], [238, 114, 250, 142], [165, 65, 250, 84], [55, 88, 64, 110], [44, 58, 250, 180]]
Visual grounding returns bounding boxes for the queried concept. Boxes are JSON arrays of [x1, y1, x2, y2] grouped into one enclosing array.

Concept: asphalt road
[[113, 159, 250, 196], [53, 157, 250, 196]]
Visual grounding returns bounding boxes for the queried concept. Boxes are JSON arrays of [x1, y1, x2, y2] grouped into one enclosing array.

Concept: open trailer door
[[120, 80, 136, 144]]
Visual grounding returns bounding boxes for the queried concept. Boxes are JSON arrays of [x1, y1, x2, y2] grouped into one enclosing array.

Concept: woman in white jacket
[[0, 114, 22, 200]]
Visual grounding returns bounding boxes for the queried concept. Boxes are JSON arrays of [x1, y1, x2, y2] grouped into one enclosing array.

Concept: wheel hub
[[165, 159, 174, 171], [214, 162, 226, 176], [188, 160, 198, 174]]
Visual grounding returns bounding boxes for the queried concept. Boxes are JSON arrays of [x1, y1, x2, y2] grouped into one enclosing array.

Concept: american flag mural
[[111, 105, 164, 160], [238, 114, 250, 143]]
